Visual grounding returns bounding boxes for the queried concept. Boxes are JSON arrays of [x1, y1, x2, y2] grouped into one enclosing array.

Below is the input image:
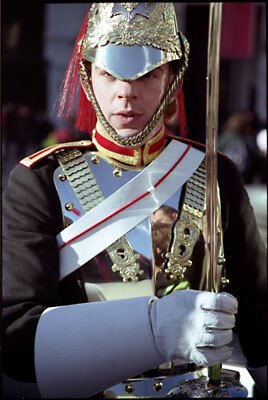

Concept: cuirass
[[53, 145, 214, 304]]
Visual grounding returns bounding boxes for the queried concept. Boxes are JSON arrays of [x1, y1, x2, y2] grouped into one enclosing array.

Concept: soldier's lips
[[112, 111, 142, 126]]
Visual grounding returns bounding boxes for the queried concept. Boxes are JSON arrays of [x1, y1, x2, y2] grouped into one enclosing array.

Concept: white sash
[[57, 140, 204, 280]]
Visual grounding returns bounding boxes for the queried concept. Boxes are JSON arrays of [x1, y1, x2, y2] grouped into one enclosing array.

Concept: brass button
[[217, 256, 226, 265], [58, 173, 67, 181], [153, 381, 163, 392], [221, 277, 230, 286], [91, 155, 100, 165], [125, 383, 134, 394], [65, 202, 74, 211], [113, 167, 122, 178]]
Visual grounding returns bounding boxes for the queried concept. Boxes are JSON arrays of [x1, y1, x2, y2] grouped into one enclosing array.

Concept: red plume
[[178, 88, 187, 138], [76, 87, 97, 134], [55, 5, 96, 135]]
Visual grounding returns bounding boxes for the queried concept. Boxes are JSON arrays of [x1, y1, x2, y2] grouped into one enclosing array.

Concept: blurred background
[[1, 2, 267, 398]]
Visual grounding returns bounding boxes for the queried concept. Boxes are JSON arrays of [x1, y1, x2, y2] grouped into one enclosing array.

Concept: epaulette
[[20, 140, 93, 168], [166, 134, 229, 160]]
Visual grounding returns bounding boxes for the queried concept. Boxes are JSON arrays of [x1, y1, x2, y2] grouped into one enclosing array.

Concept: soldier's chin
[[115, 127, 142, 139]]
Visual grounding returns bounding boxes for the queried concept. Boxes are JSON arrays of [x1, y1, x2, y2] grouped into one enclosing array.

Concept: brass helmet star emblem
[[111, 3, 149, 22]]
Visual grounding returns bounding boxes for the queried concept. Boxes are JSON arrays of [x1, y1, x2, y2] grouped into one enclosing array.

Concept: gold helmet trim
[[82, 3, 184, 59]]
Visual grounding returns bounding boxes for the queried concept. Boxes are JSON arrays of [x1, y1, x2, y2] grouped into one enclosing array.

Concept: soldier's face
[[91, 63, 172, 143]]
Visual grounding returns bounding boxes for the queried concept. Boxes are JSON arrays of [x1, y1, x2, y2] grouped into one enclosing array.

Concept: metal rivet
[[183, 227, 191, 239], [65, 202, 74, 211], [153, 382, 163, 392], [113, 167, 122, 178], [221, 277, 230, 286], [91, 155, 100, 165], [218, 256, 226, 265], [125, 384, 134, 394], [58, 173, 67, 181]]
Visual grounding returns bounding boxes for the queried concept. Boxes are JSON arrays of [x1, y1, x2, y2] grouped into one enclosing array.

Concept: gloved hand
[[35, 291, 238, 398], [150, 289, 238, 366]]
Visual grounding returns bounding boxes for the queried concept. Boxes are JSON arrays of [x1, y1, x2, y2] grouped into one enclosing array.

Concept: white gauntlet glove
[[150, 289, 238, 366], [35, 290, 237, 398]]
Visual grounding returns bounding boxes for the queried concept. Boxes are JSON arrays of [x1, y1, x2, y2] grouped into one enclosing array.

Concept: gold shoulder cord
[[56, 148, 144, 282], [164, 158, 226, 290]]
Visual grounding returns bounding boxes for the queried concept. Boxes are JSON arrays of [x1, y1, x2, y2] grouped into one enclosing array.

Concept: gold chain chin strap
[[56, 148, 144, 282]]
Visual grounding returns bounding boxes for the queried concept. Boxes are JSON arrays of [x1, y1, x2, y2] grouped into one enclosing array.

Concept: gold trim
[[56, 148, 105, 213], [90, 151, 145, 172], [93, 136, 141, 166], [94, 122, 166, 166], [146, 145, 165, 164], [133, 148, 142, 166], [20, 140, 92, 168], [143, 126, 165, 164], [93, 122, 142, 166]]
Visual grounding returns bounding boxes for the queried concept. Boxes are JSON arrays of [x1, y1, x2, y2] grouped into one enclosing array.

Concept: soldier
[[3, 3, 266, 398]]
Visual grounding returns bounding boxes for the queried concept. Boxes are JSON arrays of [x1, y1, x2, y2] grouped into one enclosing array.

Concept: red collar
[[93, 122, 167, 167]]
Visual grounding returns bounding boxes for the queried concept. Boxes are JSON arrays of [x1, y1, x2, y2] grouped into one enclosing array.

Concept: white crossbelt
[[57, 140, 205, 280]]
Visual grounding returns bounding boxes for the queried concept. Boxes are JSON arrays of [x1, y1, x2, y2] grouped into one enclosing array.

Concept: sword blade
[[205, 2, 222, 294], [205, 2, 223, 387]]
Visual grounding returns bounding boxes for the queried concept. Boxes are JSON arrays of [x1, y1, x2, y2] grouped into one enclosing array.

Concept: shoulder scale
[[19, 140, 93, 168]]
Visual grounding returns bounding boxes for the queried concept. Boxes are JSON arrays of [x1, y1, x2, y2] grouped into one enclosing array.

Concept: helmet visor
[[84, 43, 178, 81]]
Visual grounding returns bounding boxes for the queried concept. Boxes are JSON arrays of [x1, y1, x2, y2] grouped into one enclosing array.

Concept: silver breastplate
[[53, 148, 223, 302]]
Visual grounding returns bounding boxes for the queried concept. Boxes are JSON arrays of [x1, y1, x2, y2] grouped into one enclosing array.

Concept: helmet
[[82, 3, 188, 80], [58, 3, 189, 146]]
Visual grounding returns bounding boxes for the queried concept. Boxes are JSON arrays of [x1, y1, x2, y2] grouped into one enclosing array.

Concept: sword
[[205, 2, 222, 293], [167, 4, 248, 396], [205, 2, 223, 386]]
